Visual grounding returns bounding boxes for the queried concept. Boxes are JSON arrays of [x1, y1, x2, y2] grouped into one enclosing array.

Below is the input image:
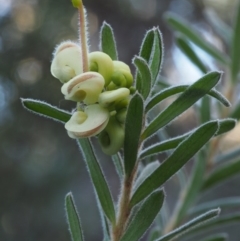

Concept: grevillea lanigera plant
[[21, 0, 240, 240]]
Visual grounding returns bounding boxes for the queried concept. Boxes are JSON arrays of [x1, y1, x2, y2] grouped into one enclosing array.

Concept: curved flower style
[[65, 104, 110, 138], [61, 72, 105, 105], [51, 41, 83, 83]]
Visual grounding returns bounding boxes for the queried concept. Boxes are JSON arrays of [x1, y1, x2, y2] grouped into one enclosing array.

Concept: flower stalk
[[77, 1, 89, 72]]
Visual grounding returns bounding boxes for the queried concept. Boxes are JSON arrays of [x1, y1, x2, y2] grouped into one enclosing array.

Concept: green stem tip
[[72, 0, 82, 8]]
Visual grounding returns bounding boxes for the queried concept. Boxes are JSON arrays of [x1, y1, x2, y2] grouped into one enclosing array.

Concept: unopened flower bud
[[65, 104, 109, 138], [98, 116, 125, 155], [61, 72, 105, 105], [71, 0, 82, 8], [89, 51, 114, 86], [116, 108, 127, 124], [111, 61, 133, 88], [51, 41, 83, 83], [98, 88, 130, 109]]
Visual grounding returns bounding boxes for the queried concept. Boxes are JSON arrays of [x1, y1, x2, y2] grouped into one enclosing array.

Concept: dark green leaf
[[150, 28, 163, 84], [140, 134, 187, 159], [231, 1, 240, 82], [214, 118, 236, 136], [131, 120, 219, 206], [230, 101, 240, 119], [156, 209, 220, 241], [21, 98, 71, 123], [176, 35, 208, 73], [65, 193, 84, 241], [134, 161, 160, 191], [77, 138, 116, 224], [100, 22, 118, 60], [124, 93, 144, 177], [120, 190, 164, 241], [189, 197, 240, 216], [133, 56, 152, 99], [199, 233, 228, 241], [202, 159, 240, 191], [147, 229, 161, 241], [142, 72, 221, 139], [146, 83, 230, 113], [164, 13, 229, 65], [140, 119, 235, 159], [139, 29, 155, 62], [171, 150, 208, 227], [136, 29, 154, 94], [188, 213, 240, 235], [215, 148, 240, 164], [205, 8, 232, 47], [200, 96, 211, 123]]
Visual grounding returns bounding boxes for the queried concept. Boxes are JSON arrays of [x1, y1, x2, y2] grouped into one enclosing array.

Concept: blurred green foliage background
[[0, 0, 239, 240]]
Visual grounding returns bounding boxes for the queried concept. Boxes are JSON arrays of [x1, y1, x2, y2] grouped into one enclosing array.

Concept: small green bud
[[106, 82, 118, 91], [71, 0, 82, 8]]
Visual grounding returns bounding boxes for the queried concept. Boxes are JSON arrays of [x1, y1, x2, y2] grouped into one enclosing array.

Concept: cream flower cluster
[[51, 41, 133, 155]]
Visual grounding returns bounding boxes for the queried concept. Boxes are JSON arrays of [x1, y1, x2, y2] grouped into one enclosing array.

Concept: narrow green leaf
[[133, 56, 152, 99], [188, 213, 240, 235], [142, 72, 221, 139], [199, 233, 228, 241], [131, 120, 219, 206], [215, 118, 236, 136], [176, 35, 208, 73], [120, 190, 164, 241], [215, 148, 240, 164], [136, 29, 154, 94], [134, 161, 160, 191], [189, 197, 240, 216], [112, 153, 124, 180], [202, 159, 240, 191], [124, 93, 144, 177], [21, 98, 71, 123], [164, 13, 229, 65], [139, 29, 155, 62], [156, 209, 220, 241], [140, 134, 187, 159], [146, 83, 230, 113], [147, 229, 161, 241], [100, 22, 118, 60], [140, 119, 236, 160], [230, 101, 240, 119], [205, 8, 232, 47], [171, 150, 208, 228], [65, 193, 84, 241], [150, 28, 163, 84], [200, 96, 211, 123], [77, 139, 116, 224], [231, 1, 240, 82]]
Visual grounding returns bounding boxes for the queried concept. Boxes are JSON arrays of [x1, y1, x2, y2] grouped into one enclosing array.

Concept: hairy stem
[[112, 165, 138, 241], [78, 3, 89, 72]]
